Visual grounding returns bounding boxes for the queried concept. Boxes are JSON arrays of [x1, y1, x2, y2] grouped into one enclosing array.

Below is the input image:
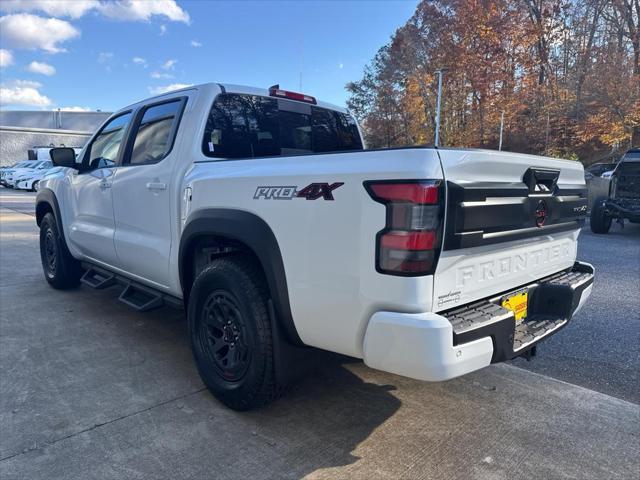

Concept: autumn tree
[[347, 0, 640, 162]]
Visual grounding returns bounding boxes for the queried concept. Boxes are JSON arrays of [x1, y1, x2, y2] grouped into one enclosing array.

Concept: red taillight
[[368, 183, 439, 204], [380, 231, 436, 250], [364, 180, 443, 276], [269, 87, 317, 104]]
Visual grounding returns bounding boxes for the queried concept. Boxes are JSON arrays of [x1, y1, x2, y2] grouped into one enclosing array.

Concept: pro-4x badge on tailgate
[[254, 182, 344, 201]]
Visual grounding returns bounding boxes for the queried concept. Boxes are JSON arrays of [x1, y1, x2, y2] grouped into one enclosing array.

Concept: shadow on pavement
[[1, 270, 401, 479]]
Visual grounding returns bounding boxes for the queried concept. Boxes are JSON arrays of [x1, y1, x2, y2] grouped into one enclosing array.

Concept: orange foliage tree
[[347, 0, 640, 163]]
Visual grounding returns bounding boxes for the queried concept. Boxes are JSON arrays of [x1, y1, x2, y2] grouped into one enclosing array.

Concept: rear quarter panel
[[184, 149, 443, 357]]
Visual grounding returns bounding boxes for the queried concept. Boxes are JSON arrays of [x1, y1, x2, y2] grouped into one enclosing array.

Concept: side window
[[129, 100, 183, 165], [86, 113, 132, 170], [202, 94, 279, 159]]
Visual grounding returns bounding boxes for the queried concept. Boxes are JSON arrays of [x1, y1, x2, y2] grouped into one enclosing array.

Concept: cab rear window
[[202, 93, 362, 159]]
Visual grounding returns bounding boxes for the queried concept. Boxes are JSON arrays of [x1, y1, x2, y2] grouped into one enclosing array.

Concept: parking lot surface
[[511, 216, 640, 403], [1, 189, 639, 479]]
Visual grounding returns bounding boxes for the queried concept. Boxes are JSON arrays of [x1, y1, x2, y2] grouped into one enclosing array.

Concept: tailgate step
[[543, 269, 593, 287], [513, 317, 566, 352], [447, 301, 512, 336], [441, 262, 594, 362]]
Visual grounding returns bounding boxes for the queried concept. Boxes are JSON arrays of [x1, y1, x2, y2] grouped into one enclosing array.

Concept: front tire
[[590, 197, 612, 234], [187, 257, 279, 411], [31, 180, 39, 192], [39, 212, 82, 289]]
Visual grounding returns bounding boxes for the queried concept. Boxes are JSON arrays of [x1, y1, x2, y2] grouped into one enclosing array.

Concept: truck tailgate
[[434, 149, 588, 311]]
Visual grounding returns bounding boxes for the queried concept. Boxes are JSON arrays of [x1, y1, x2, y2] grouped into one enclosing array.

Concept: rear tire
[[187, 256, 280, 411], [590, 197, 612, 234], [39, 212, 82, 289]]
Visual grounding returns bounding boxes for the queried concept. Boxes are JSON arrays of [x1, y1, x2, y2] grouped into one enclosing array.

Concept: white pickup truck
[[37, 83, 594, 410]]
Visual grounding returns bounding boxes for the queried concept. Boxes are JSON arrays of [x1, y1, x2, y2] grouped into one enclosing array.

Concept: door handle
[[99, 181, 112, 189], [146, 182, 167, 191]]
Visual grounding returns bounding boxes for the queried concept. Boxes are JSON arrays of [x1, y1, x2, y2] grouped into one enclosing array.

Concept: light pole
[[434, 69, 446, 147], [544, 111, 550, 155], [498, 110, 505, 151]]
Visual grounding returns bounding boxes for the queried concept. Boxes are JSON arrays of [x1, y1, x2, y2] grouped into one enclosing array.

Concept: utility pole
[[434, 69, 445, 147], [498, 110, 505, 151]]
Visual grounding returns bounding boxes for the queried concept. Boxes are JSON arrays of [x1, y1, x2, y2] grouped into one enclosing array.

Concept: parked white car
[[0, 161, 34, 186], [15, 166, 65, 191], [4, 161, 52, 188]]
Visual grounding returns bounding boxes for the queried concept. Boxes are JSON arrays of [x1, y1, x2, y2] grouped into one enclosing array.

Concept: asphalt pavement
[[511, 217, 640, 403], [1, 189, 638, 480]]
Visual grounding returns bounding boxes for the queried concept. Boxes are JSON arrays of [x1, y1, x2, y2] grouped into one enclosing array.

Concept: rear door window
[[202, 93, 362, 159], [128, 100, 184, 165]]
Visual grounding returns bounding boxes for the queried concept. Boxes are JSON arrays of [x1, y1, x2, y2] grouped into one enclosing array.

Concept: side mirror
[[49, 147, 78, 169]]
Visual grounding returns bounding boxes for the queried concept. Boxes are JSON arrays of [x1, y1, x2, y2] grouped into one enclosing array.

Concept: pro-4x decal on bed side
[[254, 182, 344, 201]]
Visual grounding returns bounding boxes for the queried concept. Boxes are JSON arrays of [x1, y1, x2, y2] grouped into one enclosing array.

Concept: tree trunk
[[576, 1, 604, 121]]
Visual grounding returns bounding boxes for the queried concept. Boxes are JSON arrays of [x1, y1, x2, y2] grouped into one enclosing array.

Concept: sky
[[0, 0, 418, 112]]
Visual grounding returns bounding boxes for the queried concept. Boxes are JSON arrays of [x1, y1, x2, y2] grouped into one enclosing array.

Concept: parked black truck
[[591, 148, 640, 233]]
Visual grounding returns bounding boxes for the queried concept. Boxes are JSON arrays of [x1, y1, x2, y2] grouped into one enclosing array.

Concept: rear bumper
[[363, 261, 594, 381]]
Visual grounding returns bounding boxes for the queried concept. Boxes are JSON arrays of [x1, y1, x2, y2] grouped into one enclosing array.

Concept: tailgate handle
[[523, 168, 559, 193]]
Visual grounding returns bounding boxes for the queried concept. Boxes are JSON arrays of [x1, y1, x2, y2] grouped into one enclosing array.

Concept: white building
[[0, 110, 112, 166]]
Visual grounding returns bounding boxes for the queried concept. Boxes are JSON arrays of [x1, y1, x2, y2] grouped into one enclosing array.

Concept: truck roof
[[121, 82, 349, 116]]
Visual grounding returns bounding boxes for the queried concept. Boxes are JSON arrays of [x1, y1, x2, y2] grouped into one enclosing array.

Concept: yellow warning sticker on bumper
[[501, 290, 528, 322]]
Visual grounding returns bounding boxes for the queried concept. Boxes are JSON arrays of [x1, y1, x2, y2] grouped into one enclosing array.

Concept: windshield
[[20, 161, 41, 169], [25, 161, 48, 169], [623, 151, 640, 162]]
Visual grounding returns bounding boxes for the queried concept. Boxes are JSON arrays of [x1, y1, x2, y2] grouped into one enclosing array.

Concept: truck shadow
[[80, 295, 402, 479], [0, 239, 399, 478], [240, 352, 402, 477]]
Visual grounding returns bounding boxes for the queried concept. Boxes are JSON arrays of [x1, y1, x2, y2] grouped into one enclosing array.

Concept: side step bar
[[80, 263, 182, 312], [119, 284, 164, 312], [81, 268, 116, 289]]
